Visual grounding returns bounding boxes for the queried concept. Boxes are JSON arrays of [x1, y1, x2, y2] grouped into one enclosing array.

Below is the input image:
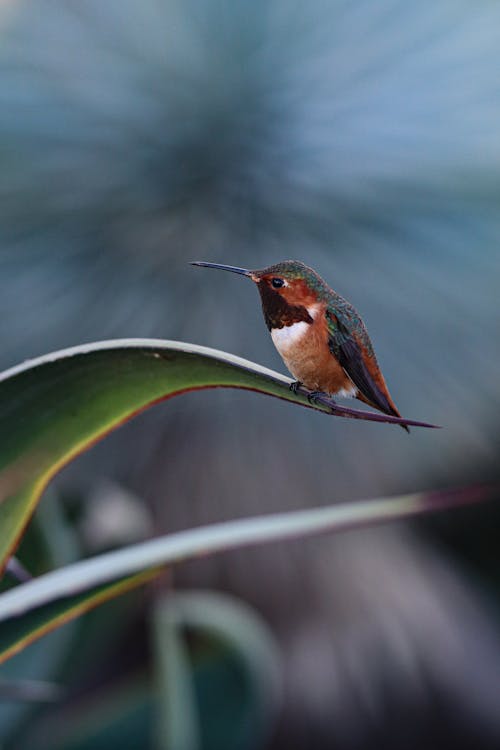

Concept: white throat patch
[[269, 304, 320, 356], [271, 320, 310, 355]]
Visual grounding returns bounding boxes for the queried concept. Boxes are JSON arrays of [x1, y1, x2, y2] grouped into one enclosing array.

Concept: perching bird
[[192, 260, 407, 429]]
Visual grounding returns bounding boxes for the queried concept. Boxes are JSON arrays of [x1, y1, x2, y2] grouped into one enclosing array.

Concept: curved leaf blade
[[0, 339, 436, 570], [0, 570, 159, 665], [0, 485, 490, 665]]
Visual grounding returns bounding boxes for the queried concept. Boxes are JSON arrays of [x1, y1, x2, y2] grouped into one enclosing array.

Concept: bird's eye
[[271, 277, 284, 289]]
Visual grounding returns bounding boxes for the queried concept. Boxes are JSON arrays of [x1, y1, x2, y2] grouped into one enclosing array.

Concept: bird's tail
[[356, 391, 410, 433]]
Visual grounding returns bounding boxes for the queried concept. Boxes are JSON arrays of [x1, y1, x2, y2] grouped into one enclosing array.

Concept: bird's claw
[[290, 383, 335, 411], [307, 390, 329, 405]]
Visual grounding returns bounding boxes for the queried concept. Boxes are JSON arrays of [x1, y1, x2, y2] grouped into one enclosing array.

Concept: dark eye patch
[[271, 277, 284, 288]]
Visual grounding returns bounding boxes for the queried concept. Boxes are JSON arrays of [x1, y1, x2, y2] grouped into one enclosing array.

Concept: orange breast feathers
[[270, 304, 356, 396]]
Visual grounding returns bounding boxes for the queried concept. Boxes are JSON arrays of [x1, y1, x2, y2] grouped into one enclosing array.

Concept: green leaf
[[0, 338, 451, 666], [0, 338, 436, 572], [0, 492, 81, 740], [0, 485, 489, 666], [153, 591, 282, 750], [0, 570, 159, 664]]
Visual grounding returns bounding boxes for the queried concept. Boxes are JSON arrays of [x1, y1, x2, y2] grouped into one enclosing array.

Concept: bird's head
[[191, 260, 326, 313]]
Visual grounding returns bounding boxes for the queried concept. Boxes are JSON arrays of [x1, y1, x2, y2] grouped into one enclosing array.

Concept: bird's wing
[[325, 309, 395, 415]]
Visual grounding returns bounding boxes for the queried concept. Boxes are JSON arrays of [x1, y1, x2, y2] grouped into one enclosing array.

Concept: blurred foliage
[[153, 592, 282, 750], [0, 493, 79, 744], [0, 336, 492, 749], [14, 592, 281, 750]]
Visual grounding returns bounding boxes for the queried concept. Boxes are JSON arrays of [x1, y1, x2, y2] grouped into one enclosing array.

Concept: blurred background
[[1, 0, 500, 748]]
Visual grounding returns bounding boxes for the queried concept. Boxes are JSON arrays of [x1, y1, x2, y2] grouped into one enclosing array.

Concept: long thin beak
[[190, 261, 252, 277]]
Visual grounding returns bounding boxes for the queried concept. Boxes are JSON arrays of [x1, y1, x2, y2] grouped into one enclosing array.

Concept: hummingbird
[[191, 260, 408, 430]]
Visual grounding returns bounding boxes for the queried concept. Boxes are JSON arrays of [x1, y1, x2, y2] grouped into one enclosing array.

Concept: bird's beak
[[190, 261, 253, 278]]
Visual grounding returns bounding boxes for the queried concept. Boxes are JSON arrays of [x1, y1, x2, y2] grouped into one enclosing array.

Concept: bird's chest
[[270, 317, 351, 394], [271, 319, 327, 385], [270, 320, 311, 357]]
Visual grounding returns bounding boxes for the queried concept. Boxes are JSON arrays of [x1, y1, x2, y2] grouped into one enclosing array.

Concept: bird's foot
[[306, 390, 331, 406], [289, 380, 303, 394]]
